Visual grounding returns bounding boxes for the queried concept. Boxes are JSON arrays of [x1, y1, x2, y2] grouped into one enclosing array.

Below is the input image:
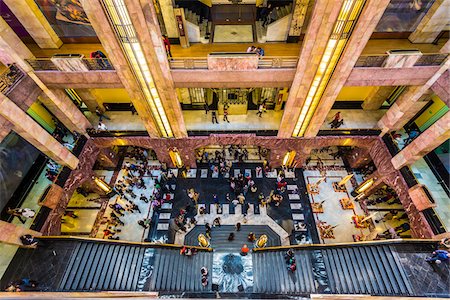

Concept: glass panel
[[375, 0, 436, 32]]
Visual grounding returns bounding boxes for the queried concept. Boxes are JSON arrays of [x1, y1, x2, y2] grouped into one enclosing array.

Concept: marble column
[[409, 0, 450, 44], [3, 0, 62, 48], [80, 0, 160, 138], [125, 0, 187, 138], [74, 89, 99, 113], [378, 58, 450, 134], [0, 221, 41, 246], [0, 115, 13, 142], [304, 0, 391, 137], [159, 0, 179, 38], [391, 111, 450, 169], [361, 86, 396, 111], [288, 0, 310, 37], [0, 94, 79, 169], [0, 17, 91, 135], [431, 70, 449, 107], [278, 0, 343, 138]]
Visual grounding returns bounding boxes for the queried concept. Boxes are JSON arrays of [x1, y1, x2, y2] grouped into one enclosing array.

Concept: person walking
[[223, 107, 230, 123], [162, 35, 172, 59], [96, 106, 111, 121], [425, 249, 450, 264], [257, 104, 263, 117], [204, 102, 209, 114], [212, 111, 219, 124]]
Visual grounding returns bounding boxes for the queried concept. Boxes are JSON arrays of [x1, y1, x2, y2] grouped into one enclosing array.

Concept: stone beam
[[278, 0, 343, 138], [35, 71, 124, 89], [431, 70, 449, 106], [171, 69, 296, 88], [362, 86, 396, 110], [391, 112, 450, 169], [0, 221, 41, 246], [304, 0, 391, 137], [346, 66, 441, 86], [125, 0, 186, 138], [81, 0, 160, 138], [409, 0, 450, 44], [0, 17, 91, 135], [378, 58, 450, 133], [3, 0, 62, 48], [0, 94, 79, 169], [74, 89, 100, 113]]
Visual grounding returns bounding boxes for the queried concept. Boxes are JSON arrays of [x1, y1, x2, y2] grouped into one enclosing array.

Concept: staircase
[[256, 4, 293, 43], [253, 250, 316, 294], [252, 244, 414, 296], [149, 248, 213, 292], [184, 8, 210, 44], [58, 241, 148, 291]]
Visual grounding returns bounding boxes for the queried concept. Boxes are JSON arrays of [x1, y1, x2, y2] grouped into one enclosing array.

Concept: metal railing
[[0, 64, 25, 94], [26, 58, 115, 71], [169, 56, 299, 69], [169, 57, 208, 69], [355, 53, 449, 68]]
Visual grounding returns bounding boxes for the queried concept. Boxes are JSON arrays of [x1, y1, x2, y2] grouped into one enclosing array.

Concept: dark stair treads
[[58, 242, 146, 291], [252, 250, 316, 295], [149, 248, 213, 292], [322, 245, 413, 296]]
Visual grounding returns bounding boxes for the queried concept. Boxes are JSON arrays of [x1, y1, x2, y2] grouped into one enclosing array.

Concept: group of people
[[246, 45, 265, 57], [329, 112, 344, 129], [285, 248, 297, 272], [4, 278, 38, 292]]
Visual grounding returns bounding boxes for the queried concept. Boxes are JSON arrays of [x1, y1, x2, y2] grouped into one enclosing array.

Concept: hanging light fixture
[[93, 177, 113, 194], [356, 178, 374, 194], [293, 0, 366, 137], [101, 0, 173, 138]]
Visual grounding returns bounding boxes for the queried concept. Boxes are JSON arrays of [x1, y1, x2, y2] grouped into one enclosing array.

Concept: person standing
[[98, 122, 108, 131], [223, 106, 230, 123], [212, 111, 219, 124], [96, 106, 110, 121], [162, 35, 172, 59], [257, 104, 263, 117], [204, 102, 209, 114]]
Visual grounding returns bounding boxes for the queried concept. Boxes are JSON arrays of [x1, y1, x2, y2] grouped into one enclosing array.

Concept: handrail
[[38, 235, 213, 251], [252, 238, 440, 252], [0, 64, 25, 95], [355, 52, 448, 68], [26, 58, 115, 71], [169, 56, 299, 69], [0, 291, 159, 298]]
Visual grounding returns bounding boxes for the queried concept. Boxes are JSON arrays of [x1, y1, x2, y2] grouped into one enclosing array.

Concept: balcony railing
[[169, 56, 298, 69], [355, 53, 448, 68], [0, 64, 25, 95], [26, 58, 115, 71]]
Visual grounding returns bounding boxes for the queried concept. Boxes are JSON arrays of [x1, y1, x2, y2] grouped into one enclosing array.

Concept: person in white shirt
[[98, 122, 108, 131]]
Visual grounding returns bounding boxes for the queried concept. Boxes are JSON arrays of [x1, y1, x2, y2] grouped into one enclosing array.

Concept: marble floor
[[183, 110, 283, 131], [320, 109, 387, 130], [304, 169, 370, 244], [213, 25, 254, 43], [87, 111, 146, 131], [411, 158, 450, 230]]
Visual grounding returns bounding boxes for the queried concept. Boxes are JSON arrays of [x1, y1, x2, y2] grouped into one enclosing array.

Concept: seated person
[[248, 232, 256, 242], [241, 244, 250, 256]]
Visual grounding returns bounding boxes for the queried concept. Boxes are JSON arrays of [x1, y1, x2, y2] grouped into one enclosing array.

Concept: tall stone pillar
[[80, 0, 161, 138], [409, 0, 450, 44], [391, 112, 450, 169], [0, 94, 79, 169], [362, 86, 396, 111], [74, 89, 99, 113], [378, 58, 450, 134], [125, 0, 187, 138], [304, 0, 391, 137], [3, 0, 62, 49], [431, 70, 449, 106], [0, 221, 41, 246], [159, 0, 179, 38], [0, 115, 13, 142], [278, 0, 343, 138], [0, 17, 91, 135]]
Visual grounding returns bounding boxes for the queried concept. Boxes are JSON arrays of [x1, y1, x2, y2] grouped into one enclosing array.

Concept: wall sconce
[[93, 177, 113, 195], [356, 178, 374, 194], [169, 148, 184, 168]]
